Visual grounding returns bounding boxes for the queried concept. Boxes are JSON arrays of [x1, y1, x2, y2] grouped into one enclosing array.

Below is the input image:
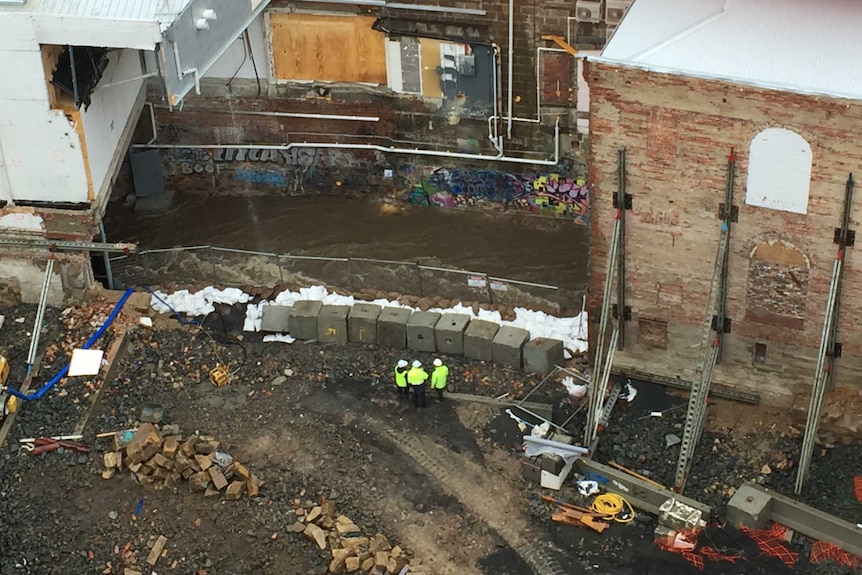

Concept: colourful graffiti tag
[[405, 167, 589, 223]]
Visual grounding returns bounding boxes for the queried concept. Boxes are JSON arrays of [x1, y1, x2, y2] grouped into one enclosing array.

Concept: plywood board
[[419, 38, 443, 99], [270, 13, 386, 84]]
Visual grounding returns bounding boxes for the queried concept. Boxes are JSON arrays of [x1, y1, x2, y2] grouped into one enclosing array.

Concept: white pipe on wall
[[506, 0, 514, 140], [134, 119, 561, 166]]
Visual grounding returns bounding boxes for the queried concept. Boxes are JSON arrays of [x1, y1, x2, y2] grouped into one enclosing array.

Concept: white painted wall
[[80, 48, 145, 202], [203, 13, 268, 80], [745, 128, 812, 215]]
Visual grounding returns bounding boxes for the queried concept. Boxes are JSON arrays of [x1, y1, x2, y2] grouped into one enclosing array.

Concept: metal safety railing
[[108, 245, 583, 313]]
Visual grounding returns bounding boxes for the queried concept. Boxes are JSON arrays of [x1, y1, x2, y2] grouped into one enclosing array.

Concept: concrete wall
[[586, 61, 862, 405], [202, 14, 269, 81]]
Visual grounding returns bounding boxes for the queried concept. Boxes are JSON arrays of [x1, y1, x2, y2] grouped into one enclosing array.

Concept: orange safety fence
[[740, 524, 798, 568], [854, 475, 862, 502], [810, 541, 861, 569]]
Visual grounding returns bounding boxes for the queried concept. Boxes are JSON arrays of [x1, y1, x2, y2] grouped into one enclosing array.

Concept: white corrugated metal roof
[[0, 0, 191, 22], [596, 0, 862, 101]]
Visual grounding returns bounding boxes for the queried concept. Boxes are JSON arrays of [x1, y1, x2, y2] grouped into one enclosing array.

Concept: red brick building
[[586, 0, 862, 407]]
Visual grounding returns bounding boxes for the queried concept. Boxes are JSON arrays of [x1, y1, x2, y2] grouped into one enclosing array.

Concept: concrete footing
[[492, 325, 531, 368], [407, 311, 440, 353], [317, 305, 350, 343], [434, 313, 470, 355], [348, 303, 381, 343], [523, 337, 565, 374], [464, 319, 500, 361], [288, 300, 323, 340], [377, 307, 412, 349], [260, 305, 291, 333]]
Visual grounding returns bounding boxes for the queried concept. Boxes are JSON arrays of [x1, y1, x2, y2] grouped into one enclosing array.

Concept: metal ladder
[[674, 152, 736, 492], [795, 174, 854, 494]]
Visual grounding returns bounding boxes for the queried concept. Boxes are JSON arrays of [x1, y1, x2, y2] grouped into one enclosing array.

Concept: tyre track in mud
[[358, 415, 583, 575]]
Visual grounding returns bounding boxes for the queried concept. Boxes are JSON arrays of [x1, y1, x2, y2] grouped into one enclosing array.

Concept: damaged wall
[[586, 61, 862, 406]]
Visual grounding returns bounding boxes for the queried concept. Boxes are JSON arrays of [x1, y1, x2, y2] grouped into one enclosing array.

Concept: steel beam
[[576, 458, 712, 520], [0, 238, 137, 253], [609, 367, 760, 404], [730, 485, 862, 557]]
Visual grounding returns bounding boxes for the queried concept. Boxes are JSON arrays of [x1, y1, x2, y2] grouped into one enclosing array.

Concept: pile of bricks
[[101, 423, 260, 499], [290, 499, 428, 574]]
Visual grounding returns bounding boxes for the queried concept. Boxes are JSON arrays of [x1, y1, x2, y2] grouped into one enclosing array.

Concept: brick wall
[[587, 61, 862, 405]]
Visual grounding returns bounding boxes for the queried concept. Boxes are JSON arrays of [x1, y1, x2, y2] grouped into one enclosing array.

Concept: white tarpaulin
[[522, 436, 588, 465]]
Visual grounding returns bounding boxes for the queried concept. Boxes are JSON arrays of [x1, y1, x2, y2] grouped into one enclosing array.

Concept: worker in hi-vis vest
[[407, 360, 429, 408], [430, 358, 449, 400], [394, 359, 409, 397]]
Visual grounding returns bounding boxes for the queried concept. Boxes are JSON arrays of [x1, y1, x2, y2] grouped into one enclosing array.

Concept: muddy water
[[104, 195, 590, 290]]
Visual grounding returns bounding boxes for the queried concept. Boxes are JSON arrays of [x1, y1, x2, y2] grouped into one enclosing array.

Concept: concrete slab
[[492, 325, 530, 369], [407, 311, 441, 353], [348, 303, 381, 344], [260, 305, 291, 333], [434, 313, 470, 355], [726, 484, 774, 530], [288, 300, 323, 340], [464, 319, 500, 361], [523, 337, 565, 374], [134, 189, 175, 213], [377, 307, 412, 349], [317, 305, 351, 344]]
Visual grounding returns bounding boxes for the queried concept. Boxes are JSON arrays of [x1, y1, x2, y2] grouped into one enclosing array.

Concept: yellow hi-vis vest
[[407, 367, 428, 386], [431, 365, 449, 389], [394, 366, 408, 388]]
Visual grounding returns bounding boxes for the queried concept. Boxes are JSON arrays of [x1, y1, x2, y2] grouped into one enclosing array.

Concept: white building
[[0, 0, 268, 302]]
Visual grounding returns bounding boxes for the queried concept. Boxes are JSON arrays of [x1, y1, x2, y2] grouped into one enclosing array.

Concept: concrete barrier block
[[726, 485, 772, 530], [260, 305, 291, 333], [492, 325, 530, 368], [407, 311, 441, 353], [464, 319, 500, 361], [434, 313, 470, 355], [348, 303, 381, 343], [317, 305, 351, 344], [377, 307, 412, 349], [288, 300, 323, 340], [523, 337, 565, 375]]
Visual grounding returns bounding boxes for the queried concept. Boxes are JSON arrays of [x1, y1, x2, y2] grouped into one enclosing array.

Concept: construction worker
[[407, 360, 429, 408], [394, 359, 409, 397], [430, 358, 449, 400]]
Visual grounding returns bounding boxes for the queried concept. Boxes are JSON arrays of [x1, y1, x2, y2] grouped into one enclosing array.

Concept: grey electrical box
[[457, 54, 476, 76]]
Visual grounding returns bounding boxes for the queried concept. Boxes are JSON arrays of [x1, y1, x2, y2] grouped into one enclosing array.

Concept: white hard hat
[[412, 360, 422, 368], [433, 358, 443, 367], [397, 359, 408, 368]]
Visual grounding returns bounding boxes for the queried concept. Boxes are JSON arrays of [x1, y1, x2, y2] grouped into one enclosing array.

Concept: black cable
[[225, 32, 249, 88], [245, 29, 262, 98]]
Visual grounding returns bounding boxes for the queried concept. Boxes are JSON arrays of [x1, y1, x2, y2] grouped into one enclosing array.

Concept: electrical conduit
[[5, 287, 136, 401]]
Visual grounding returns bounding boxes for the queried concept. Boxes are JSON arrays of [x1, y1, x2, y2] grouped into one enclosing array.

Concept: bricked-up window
[[754, 343, 767, 364], [745, 240, 809, 330], [638, 317, 668, 350], [745, 128, 812, 214]]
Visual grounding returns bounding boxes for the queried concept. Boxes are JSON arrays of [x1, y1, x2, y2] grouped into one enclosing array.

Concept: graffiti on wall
[[164, 147, 371, 194], [404, 166, 590, 222]]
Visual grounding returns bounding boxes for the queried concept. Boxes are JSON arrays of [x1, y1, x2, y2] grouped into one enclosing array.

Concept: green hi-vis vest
[[431, 365, 449, 389]]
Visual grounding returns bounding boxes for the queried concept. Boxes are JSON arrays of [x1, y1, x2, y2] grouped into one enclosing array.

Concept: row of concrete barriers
[[260, 301, 566, 374]]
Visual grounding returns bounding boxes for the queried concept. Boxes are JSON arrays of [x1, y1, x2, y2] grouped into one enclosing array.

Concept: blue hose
[[6, 287, 135, 401]]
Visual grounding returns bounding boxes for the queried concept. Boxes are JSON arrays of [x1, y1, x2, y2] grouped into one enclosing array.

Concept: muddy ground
[[0, 301, 859, 575]]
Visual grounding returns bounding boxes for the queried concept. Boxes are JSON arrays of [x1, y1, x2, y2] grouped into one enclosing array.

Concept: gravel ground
[[0, 301, 859, 575]]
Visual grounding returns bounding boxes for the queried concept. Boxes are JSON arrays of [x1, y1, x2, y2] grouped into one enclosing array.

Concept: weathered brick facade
[[586, 61, 862, 406]]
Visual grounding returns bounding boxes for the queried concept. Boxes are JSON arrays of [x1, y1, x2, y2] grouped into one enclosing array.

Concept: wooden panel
[[419, 38, 443, 98], [270, 13, 386, 83]]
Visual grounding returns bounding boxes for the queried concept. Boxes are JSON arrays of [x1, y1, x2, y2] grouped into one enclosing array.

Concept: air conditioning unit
[[605, 0, 633, 25], [605, 23, 618, 41], [575, 0, 603, 23]]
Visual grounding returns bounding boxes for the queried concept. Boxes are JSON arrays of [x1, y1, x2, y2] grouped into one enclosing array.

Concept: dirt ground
[[0, 299, 859, 575]]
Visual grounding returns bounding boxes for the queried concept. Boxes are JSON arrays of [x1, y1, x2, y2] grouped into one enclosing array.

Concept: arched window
[[745, 128, 812, 214]]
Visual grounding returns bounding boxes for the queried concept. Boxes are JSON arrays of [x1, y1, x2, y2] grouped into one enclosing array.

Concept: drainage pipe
[[134, 121, 561, 166], [26, 258, 55, 375], [5, 288, 135, 401], [229, 110, 380, 122], [506, 0, 514, 139]]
